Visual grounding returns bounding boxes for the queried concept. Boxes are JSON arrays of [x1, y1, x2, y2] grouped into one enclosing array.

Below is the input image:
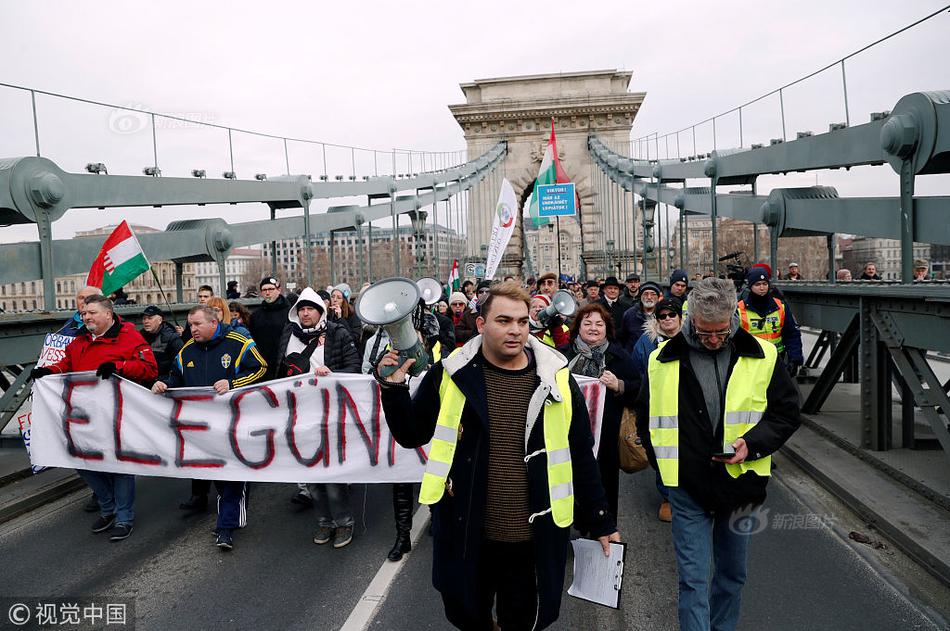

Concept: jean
[[310, 483, 353, 528], [667, 487, 751, 631], [78, 470, 135, 525]]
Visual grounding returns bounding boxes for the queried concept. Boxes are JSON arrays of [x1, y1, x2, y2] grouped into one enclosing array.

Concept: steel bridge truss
[[589, 90, 950, 464]]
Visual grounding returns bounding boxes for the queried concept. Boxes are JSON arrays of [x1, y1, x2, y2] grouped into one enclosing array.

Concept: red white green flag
[[446, 259, 461, 294], [85, 220, 151, 296], [525, 119, 571, 228]]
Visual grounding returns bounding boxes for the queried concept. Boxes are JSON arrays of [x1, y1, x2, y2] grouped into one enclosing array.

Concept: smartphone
[[711, 447, 736, 459]]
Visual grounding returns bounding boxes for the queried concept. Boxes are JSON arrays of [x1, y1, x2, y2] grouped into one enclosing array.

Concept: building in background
[[840, 237, 931, 280], [0, 224, 197, 312], [194, 247, 265, 295]]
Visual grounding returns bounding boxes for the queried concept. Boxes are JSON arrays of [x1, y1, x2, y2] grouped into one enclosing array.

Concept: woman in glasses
[[562, 303, 639, 529]]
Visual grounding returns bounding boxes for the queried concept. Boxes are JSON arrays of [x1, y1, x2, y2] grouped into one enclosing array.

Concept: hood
[[288, 287, 327, 326], [642, 317, 665, 343]]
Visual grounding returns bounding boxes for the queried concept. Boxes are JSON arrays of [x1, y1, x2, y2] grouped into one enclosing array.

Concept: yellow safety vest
[[538, 324, 569, 348], [419, 362, 576, 528], [647, 336, 777, 486], [431, 341, 442, 363], [737, 298, 786, 354]]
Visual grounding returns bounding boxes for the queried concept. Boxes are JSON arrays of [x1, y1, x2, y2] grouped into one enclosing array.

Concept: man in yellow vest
[[634, 278, 800, 631], [377, 281, 620, 631]]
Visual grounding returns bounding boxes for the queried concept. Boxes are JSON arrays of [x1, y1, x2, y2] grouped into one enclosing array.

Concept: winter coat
[[738, 292, 804, 365], [561, 339, 639, 524], [48, 318, 158, 386], [248, 293, 291, 380], [380, 335, 615, 631], [161, 323, 267, 389], [596, 295, 632, 331], [274, 288, 360, 376], [618, 303, 653, 355], [631, 318, 670, 378], [141, 321, 184, 378], [453, 308, 479, 345], [327, 310, 362, 346], [633, 326, 801, 512]]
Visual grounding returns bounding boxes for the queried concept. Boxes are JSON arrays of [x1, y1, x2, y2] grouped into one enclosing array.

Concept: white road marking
[[339, 505, 431, 631]]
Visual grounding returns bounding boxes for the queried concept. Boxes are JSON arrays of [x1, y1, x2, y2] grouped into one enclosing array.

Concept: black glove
[[29, 367, 53, 381], [96, 362, 117, 380]]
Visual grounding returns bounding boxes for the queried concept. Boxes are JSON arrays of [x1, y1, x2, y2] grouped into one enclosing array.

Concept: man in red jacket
[[31, 294, 158, 542]]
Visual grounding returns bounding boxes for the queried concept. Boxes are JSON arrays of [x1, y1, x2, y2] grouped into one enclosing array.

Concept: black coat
[[634, 327, 801, 512], [561, 340, 639, 524], [327, 311, 362, 347], [249, 294, 291, 380], [140, 321, 184, 379], [380, 339, 615, 630], [596, 295, 632, 332], [274, 320, 361, 376]]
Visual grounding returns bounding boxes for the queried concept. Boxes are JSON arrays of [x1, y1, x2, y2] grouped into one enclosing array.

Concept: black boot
[[179, 494, 207, 514], [387, 484, 413, 562]]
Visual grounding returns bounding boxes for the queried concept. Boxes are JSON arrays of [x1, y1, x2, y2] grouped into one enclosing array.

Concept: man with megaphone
[[376, 281, 620, 631]]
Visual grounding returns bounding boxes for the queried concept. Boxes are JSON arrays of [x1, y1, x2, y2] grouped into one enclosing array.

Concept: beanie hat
[[638, 281, 662, 299], [531, 294, 551, 307], [260, 276, 280, 289], [747, 268, 770, 286], [449, 291, 467, 305], [295, 298, 323, 314], [669, 269, 688, 286]]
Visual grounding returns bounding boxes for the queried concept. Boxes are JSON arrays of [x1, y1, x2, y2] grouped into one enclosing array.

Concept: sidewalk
[[0, 445, 84, 524]]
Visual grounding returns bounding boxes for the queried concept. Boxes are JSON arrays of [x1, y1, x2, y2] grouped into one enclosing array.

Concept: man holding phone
[[634, 278, 800, 631]]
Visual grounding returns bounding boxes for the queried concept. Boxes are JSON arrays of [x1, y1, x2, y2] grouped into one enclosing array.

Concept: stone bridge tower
[[449, 70, 646, 279]]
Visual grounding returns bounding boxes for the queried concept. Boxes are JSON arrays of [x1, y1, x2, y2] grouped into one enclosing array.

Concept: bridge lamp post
[[606, 239, 615, 278], [408, 208, 428, 278]]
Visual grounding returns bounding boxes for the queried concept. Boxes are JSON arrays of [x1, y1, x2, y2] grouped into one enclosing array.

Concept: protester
[[454, 280, 490, 345], [152, 305, 267, 550], [623, 273, 641, 302], [376, 281, 620, 631], [436, 300, 449, 316], [786, 263, 802, 281], [631, 297, 684, 522], [913, 259, 929, 281], [448, 292, 469, 348], [249, 276, 291, 380], [139, 304, 184, 379], [668, 269, 689, 300], [274, 288, 361, 549], [618, 281, 662, 353], [596, 276, 631, 331], [197, 285, 214, 305], [537, 272, 558, 298], [562, 303, 638, 526], [859, 262, 882, 280], [528, 293, 571, 348], [226, 280, 241, 299], [229, 301, 252, 330], [208, 296, 250, 337], [33, 295, 158, 542], [635, 278, 800, 631], [582, 280, 600, 306], [461, 279, 475, 300], [737, 268, 804, 375], [327, 287, 362, 346]]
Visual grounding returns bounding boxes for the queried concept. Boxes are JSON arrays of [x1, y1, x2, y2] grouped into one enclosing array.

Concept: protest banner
[[30, 372, 606, 484]]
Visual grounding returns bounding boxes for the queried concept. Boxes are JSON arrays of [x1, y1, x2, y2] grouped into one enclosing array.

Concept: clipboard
[[567, 539, 626, 609]]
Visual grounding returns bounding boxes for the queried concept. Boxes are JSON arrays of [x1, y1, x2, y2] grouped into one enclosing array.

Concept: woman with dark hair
[[561, 302, 639, 526], [228, 301, 252, 330], [327, 288, 362, 346]]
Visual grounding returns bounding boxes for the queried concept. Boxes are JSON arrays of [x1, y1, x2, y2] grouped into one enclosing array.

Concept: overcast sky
[[0, 0, 947, 244]]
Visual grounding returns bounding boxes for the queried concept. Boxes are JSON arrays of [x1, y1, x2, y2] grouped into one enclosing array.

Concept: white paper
[[568, 538, 625, 609]]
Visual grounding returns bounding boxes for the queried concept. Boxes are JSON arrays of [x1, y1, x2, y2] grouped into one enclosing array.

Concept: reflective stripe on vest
[[738, 298, 786, 353], [418, 363, 576, 528], [647, 336, 777, 486]]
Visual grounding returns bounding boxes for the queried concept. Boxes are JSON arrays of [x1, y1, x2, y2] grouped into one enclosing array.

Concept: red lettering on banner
[[112, 379, 163, 465], [61, 376, 103, 461], [338, 383, 380, 466], [229, 386, 279, 469], [285, 389, 328, 467], [168, 393, 224, 468], [580, 382, 603, 436]]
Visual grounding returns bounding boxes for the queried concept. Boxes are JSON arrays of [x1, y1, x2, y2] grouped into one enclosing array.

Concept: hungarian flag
[[446, 259, 461, 294], [86, 220, 151, 296], [525, 119, 571, 228]]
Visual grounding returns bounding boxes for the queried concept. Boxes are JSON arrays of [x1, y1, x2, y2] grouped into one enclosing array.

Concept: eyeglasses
[[694, 327, 731, 340], [656, 312, 679, 321]]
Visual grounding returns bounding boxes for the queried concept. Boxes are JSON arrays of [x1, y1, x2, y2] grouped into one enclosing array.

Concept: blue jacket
[[618, 303, 651, 355], [162, 323, 267, 389]]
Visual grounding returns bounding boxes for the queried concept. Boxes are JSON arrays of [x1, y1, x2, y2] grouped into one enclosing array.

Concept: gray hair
[[687, 278, 737, 322], [188, 304, 218, 322]]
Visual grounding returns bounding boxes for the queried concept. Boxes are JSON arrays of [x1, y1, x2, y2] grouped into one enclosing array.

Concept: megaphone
[[416, 277, 444, 306], [355, 277, 428, 378], [538, 290, 577, 328]]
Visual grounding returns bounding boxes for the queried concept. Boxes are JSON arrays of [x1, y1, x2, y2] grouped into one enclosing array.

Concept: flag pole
[[150, 267, 180, 328]]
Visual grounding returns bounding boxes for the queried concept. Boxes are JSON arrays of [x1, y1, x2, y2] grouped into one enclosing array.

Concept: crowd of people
[[29, 260, 806, 631]]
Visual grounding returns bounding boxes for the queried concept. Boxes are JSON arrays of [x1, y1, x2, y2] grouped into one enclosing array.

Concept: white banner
[[484, 178, 518, 280], [30, 372, 607, 483]]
